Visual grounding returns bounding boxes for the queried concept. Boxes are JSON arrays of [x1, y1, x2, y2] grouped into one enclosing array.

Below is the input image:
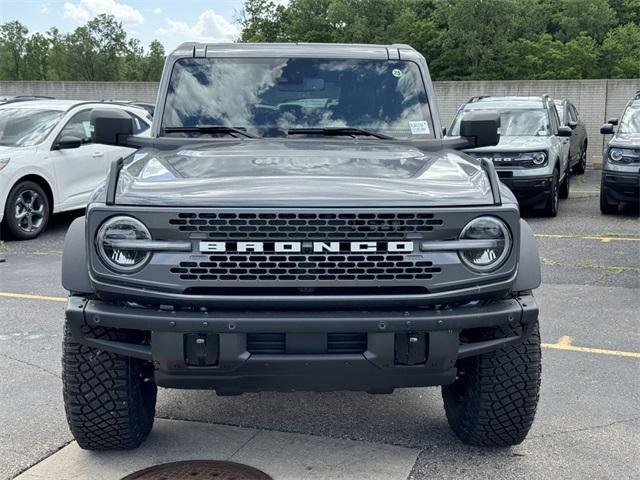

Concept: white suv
[[0, 99, 151, 239]]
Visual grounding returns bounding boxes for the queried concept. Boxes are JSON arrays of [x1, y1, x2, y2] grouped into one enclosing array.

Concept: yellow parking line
[[535, 233, 640, 243], [542, 336, 640, 359], [0, 291, 66, 303]]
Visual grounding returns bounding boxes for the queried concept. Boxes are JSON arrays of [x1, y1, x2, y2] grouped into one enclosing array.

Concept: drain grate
[[121, 460, 273, 480]]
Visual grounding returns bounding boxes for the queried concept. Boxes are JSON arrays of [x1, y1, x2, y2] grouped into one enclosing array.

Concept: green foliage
[[240, 0, 640, 80], [0, 15, 165, 81], [1, 1, 638, 82]]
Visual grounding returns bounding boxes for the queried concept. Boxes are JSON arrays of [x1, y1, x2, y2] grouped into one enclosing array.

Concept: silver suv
[[449, 96, 572, 216]]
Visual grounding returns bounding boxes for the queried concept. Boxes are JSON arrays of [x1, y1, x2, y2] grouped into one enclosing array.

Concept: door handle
[[92, 151, 104, 158]]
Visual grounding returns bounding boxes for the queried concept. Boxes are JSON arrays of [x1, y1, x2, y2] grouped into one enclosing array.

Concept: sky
[[0, 0, 274, 51]]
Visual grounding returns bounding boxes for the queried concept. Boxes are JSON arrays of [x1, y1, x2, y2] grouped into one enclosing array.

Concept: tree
[[0, 21, 28, 80], [143, 40, 166, 81], [600, 24, 640, 78]]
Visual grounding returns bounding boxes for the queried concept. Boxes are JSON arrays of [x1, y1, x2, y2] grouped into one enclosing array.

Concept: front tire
[[442, 320, 541, 447], [541, 170, 559, 217], [62, 323, 157, 450], [4, 181, 50, 240], [572, 143, 587, 175]]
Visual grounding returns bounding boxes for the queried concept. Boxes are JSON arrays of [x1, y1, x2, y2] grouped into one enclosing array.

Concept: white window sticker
[[409, 121, 430, 135]]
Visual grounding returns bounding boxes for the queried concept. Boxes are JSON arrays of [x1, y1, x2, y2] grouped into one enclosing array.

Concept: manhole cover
[[121, 460, 273, 480]]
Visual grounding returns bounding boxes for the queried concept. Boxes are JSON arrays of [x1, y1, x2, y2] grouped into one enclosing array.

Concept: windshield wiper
[[164, 126, 259, 139], [287, 127, 393, 140]]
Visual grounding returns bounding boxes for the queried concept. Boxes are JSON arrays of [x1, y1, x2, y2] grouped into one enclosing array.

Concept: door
[[550, 104, 570, 174], [50, 109, 118, 210]]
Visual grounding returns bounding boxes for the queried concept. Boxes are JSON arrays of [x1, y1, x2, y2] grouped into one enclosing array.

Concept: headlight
[[459, 216, 512, 272], [529, 152, 547, 165], [609, 148, 638, 163], [96, 216, 151, 272], [512, 151, 547, 166]]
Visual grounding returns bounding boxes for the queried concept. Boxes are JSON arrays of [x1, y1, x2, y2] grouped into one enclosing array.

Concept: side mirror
[[54, 135, 83, 150], [460, 111, 500, 147], [607, 118, 618, 126], [557, 126, 572, 137], [600, 123, 615, 135], [567, 121, 578, 129], [91, 108, 134, 146]]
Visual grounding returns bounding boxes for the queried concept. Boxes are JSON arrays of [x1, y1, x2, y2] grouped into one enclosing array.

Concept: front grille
[[168, 212, 443, 240], [246, 333, 367, 354], [170, 253, 442, 282]]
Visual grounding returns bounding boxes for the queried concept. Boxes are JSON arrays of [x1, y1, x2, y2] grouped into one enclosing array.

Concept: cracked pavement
[[1, 170, 639, 479]]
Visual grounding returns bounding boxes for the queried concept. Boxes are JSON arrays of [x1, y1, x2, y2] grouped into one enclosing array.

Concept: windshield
[[0, 108, 63, 147], [162, 57, 434, 139], [619, 105, 640, 134], [450, 108, 550, 137]]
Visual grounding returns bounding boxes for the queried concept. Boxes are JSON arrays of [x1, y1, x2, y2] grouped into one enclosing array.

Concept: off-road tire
[[3, 181, 50, 240], [559, 169, 570, 200], [442, 320, 542, 447], [599, 178, 618, 215], [541, 170, 559, 217], [62, 322, 157, 450]]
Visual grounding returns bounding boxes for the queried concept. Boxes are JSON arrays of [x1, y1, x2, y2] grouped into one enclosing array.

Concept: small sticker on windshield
[[392, 68, 403, 78], [409, 121, 430, 135]]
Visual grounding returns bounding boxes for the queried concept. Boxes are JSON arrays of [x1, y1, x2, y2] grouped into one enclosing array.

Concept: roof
[[464, 96, 546, 110], [169, 42, 418, 60], [0, 99, 151, 115]]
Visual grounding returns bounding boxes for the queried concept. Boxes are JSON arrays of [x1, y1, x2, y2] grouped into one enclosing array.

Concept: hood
[[115, 139, 495, 207], [465, 135, 552, 153], [609, 132, 640, 149]]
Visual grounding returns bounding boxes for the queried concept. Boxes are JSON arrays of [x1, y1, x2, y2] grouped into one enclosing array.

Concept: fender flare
[[513, 219, 541, 292], [61, 216, 92, 294]]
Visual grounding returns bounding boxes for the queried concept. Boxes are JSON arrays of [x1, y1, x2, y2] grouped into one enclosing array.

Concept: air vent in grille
[[169, 212, 443, 240], [170, 254, 441, 282], [246, 333, 367, 354]]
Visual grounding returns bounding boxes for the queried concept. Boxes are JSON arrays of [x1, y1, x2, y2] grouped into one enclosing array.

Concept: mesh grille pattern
[[169, 212, 443, 240], [170, 253, 441, 282], [246, 333, 367, 354]]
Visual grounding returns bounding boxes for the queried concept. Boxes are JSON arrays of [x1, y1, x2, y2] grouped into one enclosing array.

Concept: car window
[[549, 104, 560, 133], [555, 102, 565, 124], [128, 112, 150, 134], [163, 57, 435, 139], [569, 104, 579, 121], [0, 107, 63, 147], [59, 110, 93, 144], [450, 108, 550, 136]]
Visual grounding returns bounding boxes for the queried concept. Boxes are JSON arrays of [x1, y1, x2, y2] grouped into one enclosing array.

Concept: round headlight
[[609, 148, 624, 162], [531, 152, 547, 165], [96, 216, 151, 272], [459, 216, 511, 272]]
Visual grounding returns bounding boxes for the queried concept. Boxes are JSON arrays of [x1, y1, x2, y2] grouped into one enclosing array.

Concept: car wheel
[[442, 320, 542, 446], [599, 182, 618, 215], [3, 181, 51, 240], [542, 171, 559, 217], [559, 168, 570, 200], [572, 143, 587, 175], [62, 322, 157, 450]]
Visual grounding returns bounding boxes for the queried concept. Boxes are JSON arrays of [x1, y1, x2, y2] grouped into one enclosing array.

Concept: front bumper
[[66, 293, 538, 394], [601, 171, 640, 204], [498, 173, 553, 208]]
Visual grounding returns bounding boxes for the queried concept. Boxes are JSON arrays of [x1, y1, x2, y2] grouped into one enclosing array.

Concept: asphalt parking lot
[[0, 169, 638, 480]]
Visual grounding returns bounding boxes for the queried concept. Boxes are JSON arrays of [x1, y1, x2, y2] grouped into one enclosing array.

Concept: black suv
[[554, 99, 588, 175], [600, 91, 640, 214], [61, 43, 542, 450]]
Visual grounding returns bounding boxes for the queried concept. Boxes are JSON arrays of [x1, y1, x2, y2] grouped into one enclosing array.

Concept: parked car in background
[[599, 91, 640, 214], [106, 100, 155, 117], [554, 99, 588, 174], [0, 99, 151, 239], [448, 95, 572, 217]]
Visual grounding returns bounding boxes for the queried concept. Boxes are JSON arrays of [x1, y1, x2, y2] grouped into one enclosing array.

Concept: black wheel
[[62, 322, 157, 450], [572, 143, 587, 175], [541, 170, 559, 217], [3, 181, 50, 239], [559, 168, 570, 200], [442, 320, 542, 447], [599, 183, 618, 215]]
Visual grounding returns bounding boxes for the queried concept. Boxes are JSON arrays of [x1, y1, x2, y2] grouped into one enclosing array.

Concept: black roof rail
[[1, 95, 55, 104], [468, 95, 490, 103]]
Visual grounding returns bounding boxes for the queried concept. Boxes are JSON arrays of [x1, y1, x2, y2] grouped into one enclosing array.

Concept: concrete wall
[[1, 79, 638, 160]]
